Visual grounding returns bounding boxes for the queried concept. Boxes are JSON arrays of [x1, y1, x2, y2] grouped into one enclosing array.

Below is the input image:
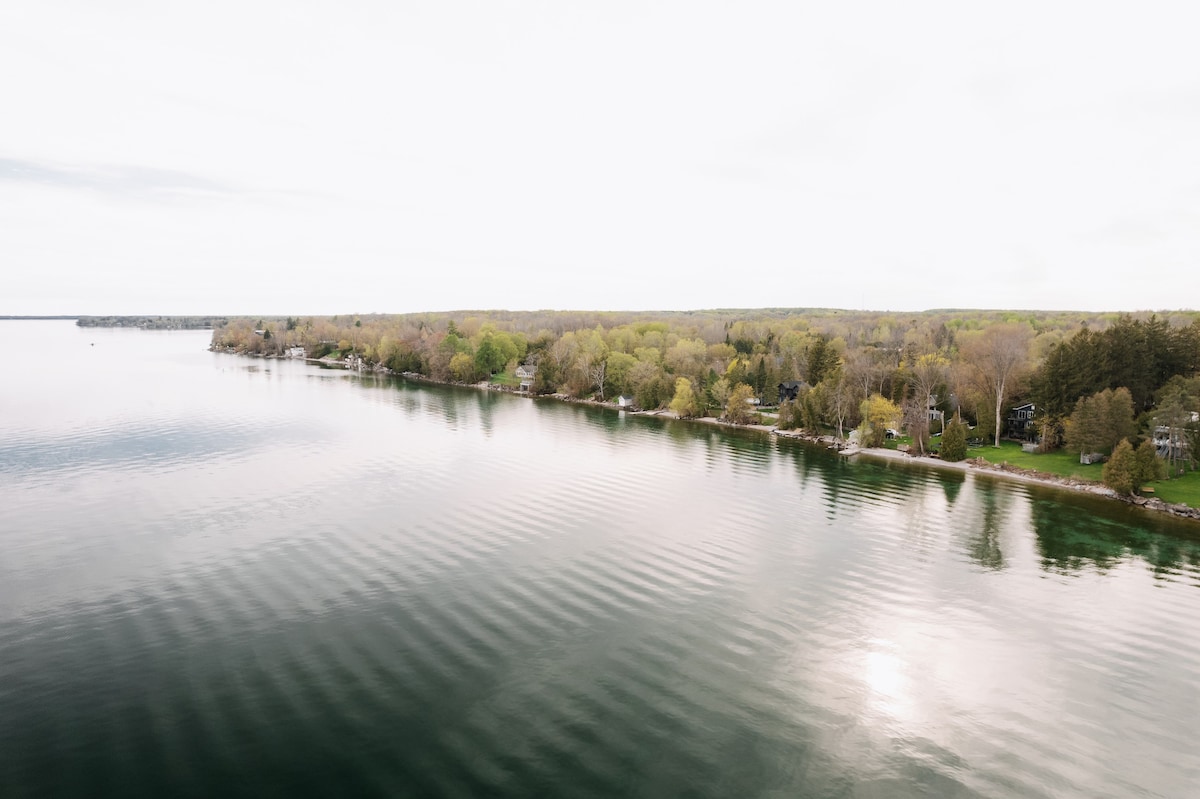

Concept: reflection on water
[[1030, 493, 1200, 576], [3, 321, 1200, 798]]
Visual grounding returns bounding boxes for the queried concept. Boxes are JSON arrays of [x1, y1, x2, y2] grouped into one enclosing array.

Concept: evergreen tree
[[940, 419, 968, 461], [1135, 438, 1165, 486], [1102, 439, 1137, 495]]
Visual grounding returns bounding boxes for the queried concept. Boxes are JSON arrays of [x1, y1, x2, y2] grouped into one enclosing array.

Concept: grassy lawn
[[489, 371, 520, 388], [968, 441, 1106, 481], [961, 440, 1200, 507], [1144, 471, 1200, 506]]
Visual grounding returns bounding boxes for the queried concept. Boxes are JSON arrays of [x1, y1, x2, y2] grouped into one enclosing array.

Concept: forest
[[210, 308, 1200, 489]]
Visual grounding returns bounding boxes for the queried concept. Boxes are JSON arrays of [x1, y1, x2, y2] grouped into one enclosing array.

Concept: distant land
[[5, 315, 222, 328], [75, 315, 229, 330], [0, 315, 79, 320]]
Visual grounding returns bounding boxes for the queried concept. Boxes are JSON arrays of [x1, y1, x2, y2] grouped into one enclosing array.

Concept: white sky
[[2, 1, 1198, 316]]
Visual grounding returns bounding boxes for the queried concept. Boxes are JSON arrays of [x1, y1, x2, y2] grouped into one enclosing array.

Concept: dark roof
[[778, 380, 806, 389]]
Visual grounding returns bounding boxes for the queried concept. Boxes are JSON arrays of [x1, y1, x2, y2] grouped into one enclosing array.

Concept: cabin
[[777, 380, 807, 404], [617, 395, 636, 409], [515, 364, 537, 392], [1006, 402, 1036, 440]]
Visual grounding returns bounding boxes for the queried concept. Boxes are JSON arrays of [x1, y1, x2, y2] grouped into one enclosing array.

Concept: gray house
[[1006, 402, 1036, 440], [777, 380, 808, 404]]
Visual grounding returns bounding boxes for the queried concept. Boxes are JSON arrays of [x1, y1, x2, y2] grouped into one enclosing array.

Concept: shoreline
[[215, 349, 1200, 522]]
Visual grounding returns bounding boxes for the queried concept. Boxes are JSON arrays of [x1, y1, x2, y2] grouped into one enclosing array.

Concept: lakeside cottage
[[617, 395, 636, 409], [515, 364, 537, 392]]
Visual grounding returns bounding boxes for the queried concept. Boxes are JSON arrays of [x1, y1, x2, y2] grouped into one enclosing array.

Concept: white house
[[1153, 411, 1198, 460], [515, 364, 537, 392]]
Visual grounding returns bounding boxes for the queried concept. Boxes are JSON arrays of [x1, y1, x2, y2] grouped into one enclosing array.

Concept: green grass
[[963, 441, 1200, 507], [1144, 470, 1200, 506], [489, 371, 520, 387], [969, 441, 1106, 481]]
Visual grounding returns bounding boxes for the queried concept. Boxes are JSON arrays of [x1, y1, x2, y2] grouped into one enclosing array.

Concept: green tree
[[800, 391, 821, 432], [473, 335, 501, 376], [806, 335, 839, 385], [1103, 439, 1138, 495], [1064, 387, 1135, 458], [776, 399, 801, 430], [664, 338, 707, 381], [449, 351, 476, 382], [604, 351, 637, 399], [710, 377, 732, 415], [1135, 438, 1165, 486], [669, 378, 701, 418], [631, 361, 670, 409], [940, 418, 968, 461], [724, 383, 758, 424]]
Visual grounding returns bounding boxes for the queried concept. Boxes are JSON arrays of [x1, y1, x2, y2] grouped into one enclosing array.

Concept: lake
[[2, 320, 1199, 798]]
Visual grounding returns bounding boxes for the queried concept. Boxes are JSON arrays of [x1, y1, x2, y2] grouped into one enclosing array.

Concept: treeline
[[78, 315, 228, 329], [210, 308, 1200, 465]]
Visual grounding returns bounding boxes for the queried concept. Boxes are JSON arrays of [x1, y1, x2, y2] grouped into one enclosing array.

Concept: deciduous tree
[[961, 323, 1033, 447], [449, 352, 476, 382], [669, 378, 701, 418], [903, 352, 949, 455], [724, 383, 758, 424], [859, 394, 901, 448]]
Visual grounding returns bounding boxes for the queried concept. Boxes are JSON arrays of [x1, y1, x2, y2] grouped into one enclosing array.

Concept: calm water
[[3, 321, 1200, 798]]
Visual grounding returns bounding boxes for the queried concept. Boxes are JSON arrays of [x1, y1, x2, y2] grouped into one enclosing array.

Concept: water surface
[[2, 321, 1199, 798]]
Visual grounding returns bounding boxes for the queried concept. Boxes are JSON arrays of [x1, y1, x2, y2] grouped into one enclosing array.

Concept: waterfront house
[[515, 364, 537, 392], [1153, 411, 1198, 460], [1006, 402, 1036, 440], [617, 395, 636, 409], [777, 380, 807, 404]]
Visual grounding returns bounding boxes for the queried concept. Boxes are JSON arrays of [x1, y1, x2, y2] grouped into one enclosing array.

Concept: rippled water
[[3, 321, 1200, 798]]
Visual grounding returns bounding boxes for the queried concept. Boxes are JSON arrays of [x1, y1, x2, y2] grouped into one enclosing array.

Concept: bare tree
[[821, 367, 859, 444], [904, 352, 949, 454], [961, 324, 1034, 447]]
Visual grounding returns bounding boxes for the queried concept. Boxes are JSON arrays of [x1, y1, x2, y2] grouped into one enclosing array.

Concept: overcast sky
[[2, 1, 1198, 316]]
